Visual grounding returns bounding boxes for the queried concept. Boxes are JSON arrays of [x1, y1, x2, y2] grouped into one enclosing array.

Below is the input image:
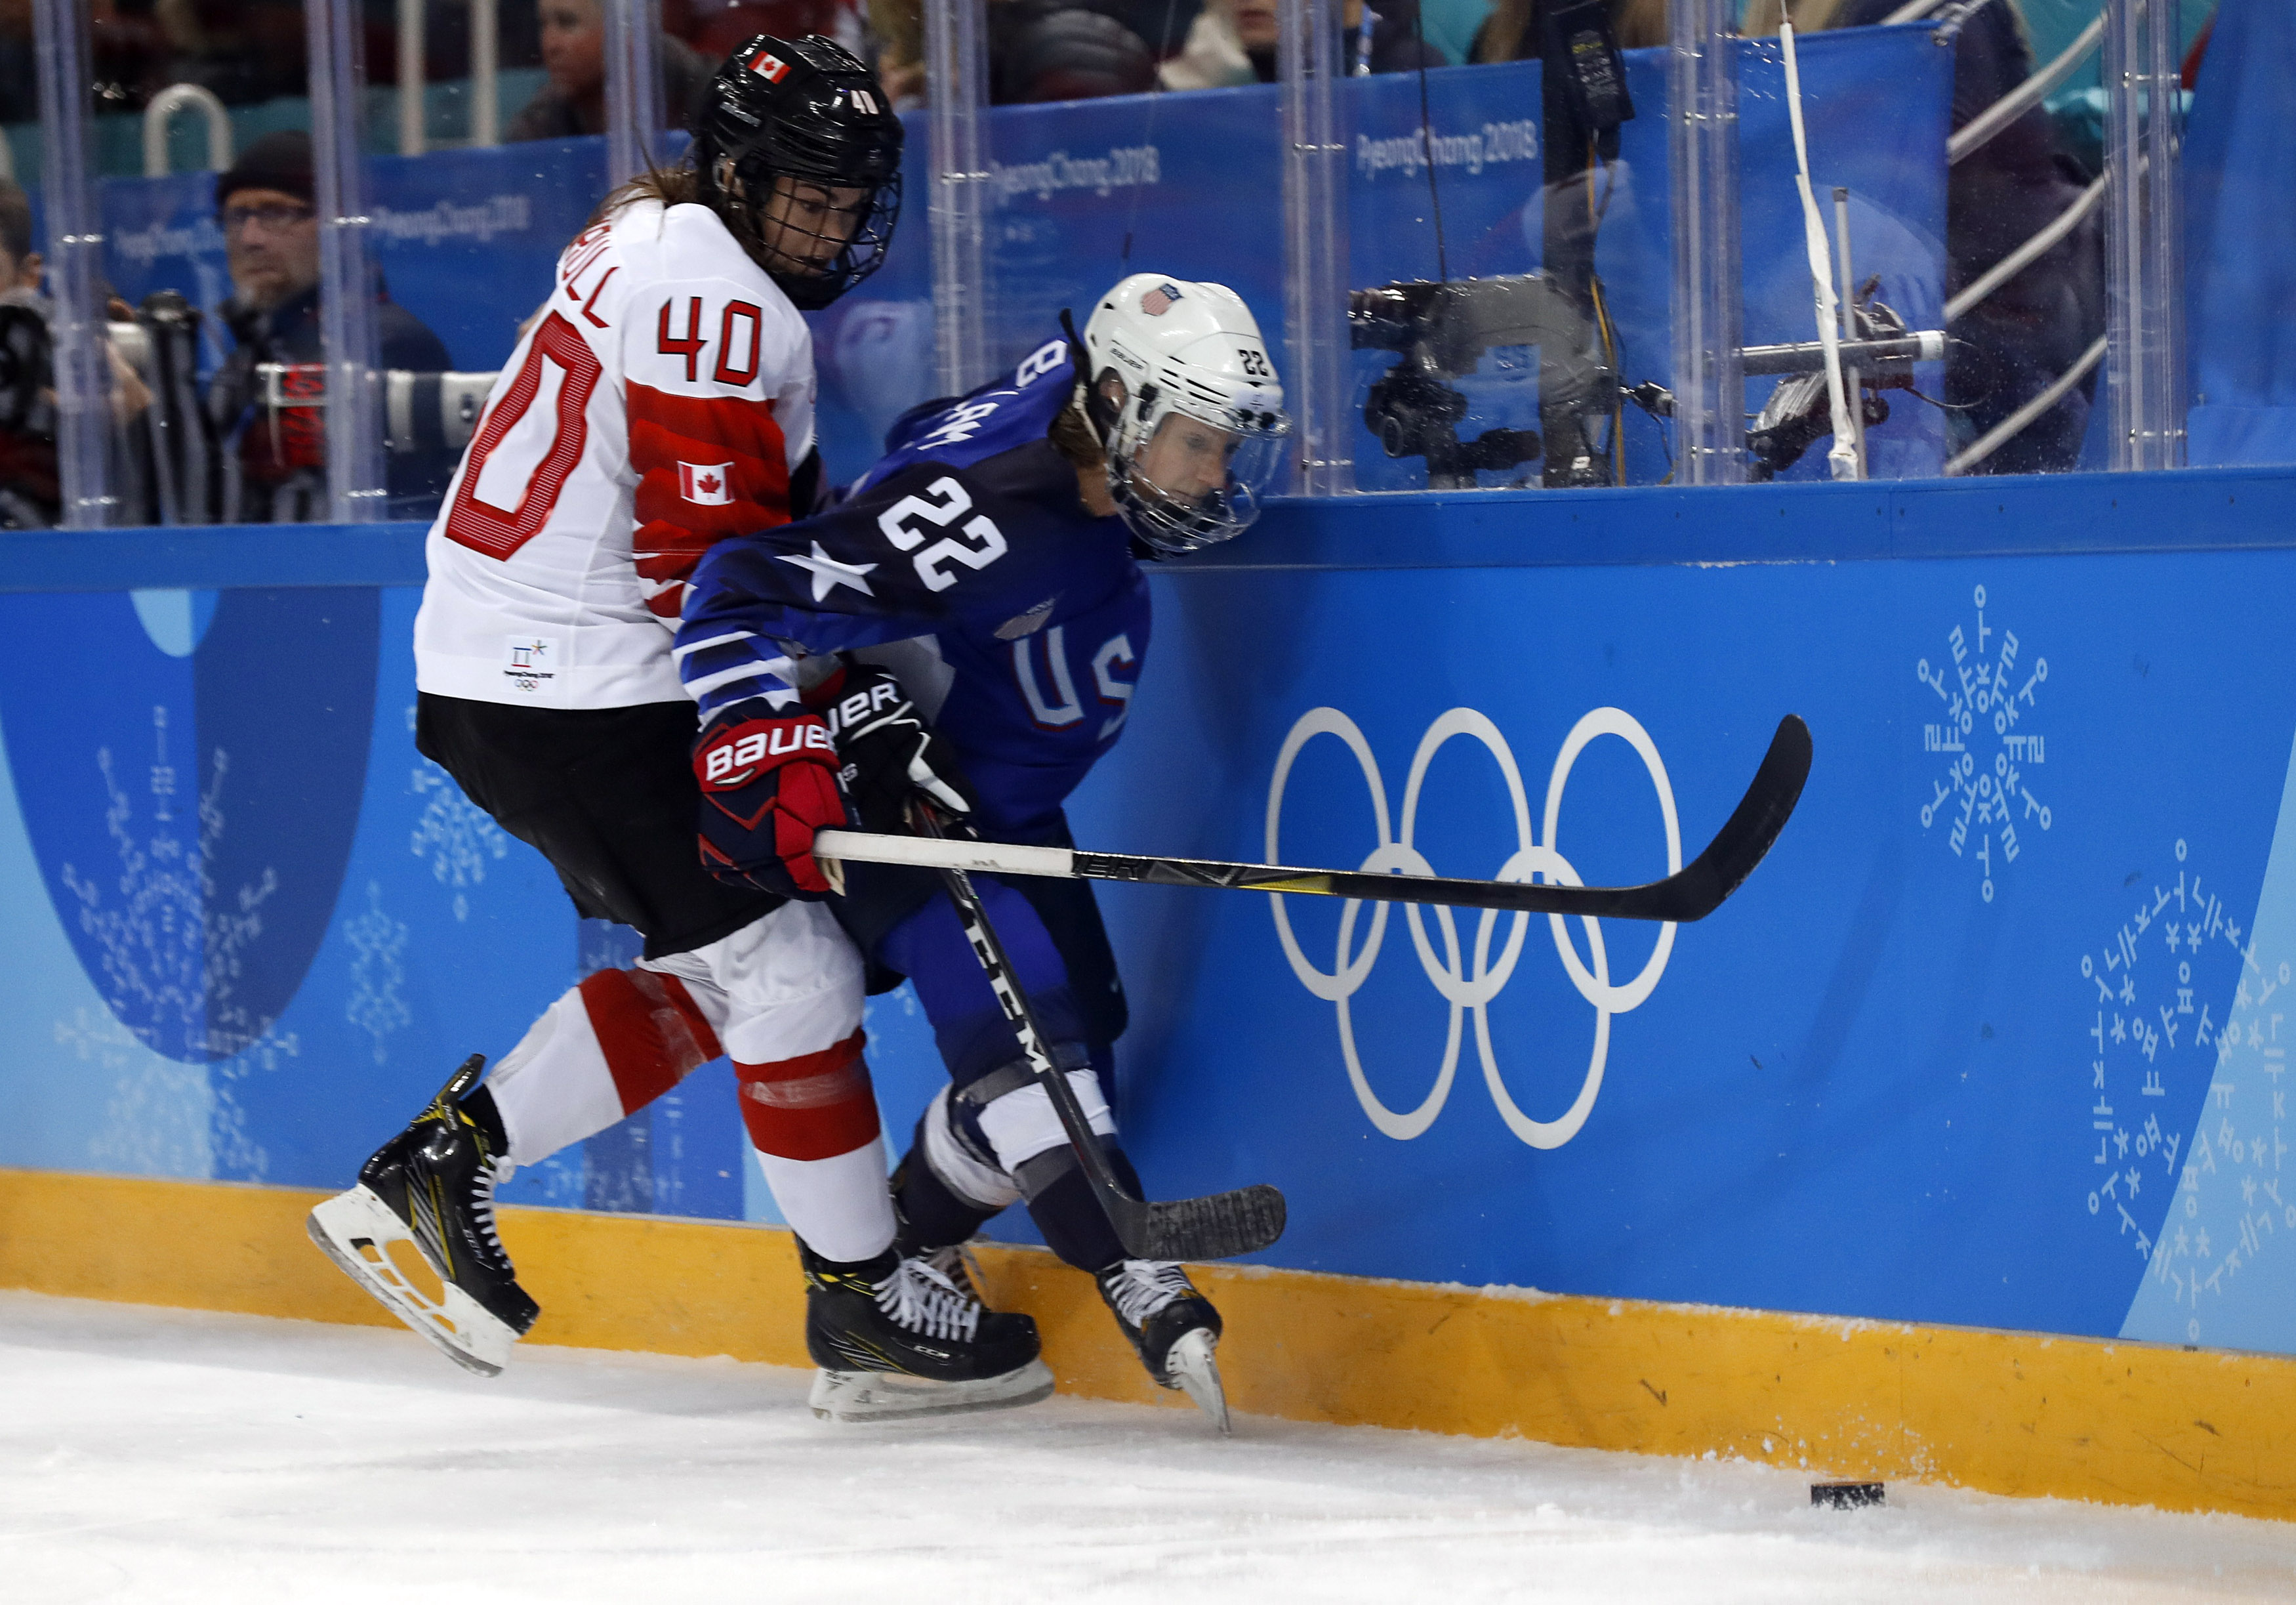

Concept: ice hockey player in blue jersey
[[675, 273, 1288, 1428]]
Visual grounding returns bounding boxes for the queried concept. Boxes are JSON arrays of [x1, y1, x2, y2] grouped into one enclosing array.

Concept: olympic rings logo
[[1266, 707, 1681, 1150]]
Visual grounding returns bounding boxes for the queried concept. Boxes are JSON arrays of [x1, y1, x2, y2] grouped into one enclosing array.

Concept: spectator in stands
[[1467, 0, 1660, 58], [1746, 0, 2103, 475], [666, 0, 861, 62], [0, 0, 31, 129], [205, 133, 455, 522], [991, 0, 1156, 102], [152, 0, 310, 107], [865, 0, 926, 108], [1161, 0, 1442, 87], [506, 0, 710, 140], [0, 177, 56, 529], [867, 0, 1157, 105], [0, 180, 39, 312], [0, 178, 160, 527]]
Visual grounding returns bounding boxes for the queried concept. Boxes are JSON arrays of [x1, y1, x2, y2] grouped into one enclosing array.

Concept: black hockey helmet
[[691, 34, 905, 311]]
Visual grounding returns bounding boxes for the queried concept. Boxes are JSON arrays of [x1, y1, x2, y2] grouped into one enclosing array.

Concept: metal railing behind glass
[[142, 85, 233, 178]]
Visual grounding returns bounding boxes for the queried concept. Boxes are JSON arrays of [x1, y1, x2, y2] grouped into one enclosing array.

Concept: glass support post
[[1666, 0, 1746, 486], [1279, 0, 1353, 495], [32, 0, 113, 528], [471, 0, 501, 147], [310, 0, 388, 523], [604, 0, 666, 188], [2102, 0, 2184, 471], [926, 0, 991, 396], [398, 0, 426, 157]]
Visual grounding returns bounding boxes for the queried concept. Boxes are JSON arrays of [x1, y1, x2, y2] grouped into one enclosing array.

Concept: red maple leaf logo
[[697, 472, 721, 496]]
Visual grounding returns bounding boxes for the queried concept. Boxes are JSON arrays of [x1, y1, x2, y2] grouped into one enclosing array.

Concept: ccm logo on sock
[[701, 720, 832, 787]]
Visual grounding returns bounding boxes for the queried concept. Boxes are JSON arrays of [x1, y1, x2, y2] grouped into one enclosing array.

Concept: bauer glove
[[693, 698, 848, 898], [810, 659, 979, 836]]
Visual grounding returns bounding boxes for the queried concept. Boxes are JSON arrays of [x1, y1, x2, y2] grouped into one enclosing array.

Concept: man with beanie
[[207, 131, 456, 521]]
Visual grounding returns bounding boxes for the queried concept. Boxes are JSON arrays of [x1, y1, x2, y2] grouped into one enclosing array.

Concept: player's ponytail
[[1047, 388, 1105, 470]]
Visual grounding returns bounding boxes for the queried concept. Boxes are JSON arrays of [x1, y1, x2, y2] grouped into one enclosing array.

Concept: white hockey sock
[[485, 967, 723, 1170]]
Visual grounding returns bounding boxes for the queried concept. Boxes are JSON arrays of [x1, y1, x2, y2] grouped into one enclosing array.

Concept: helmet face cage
[[694, 35, 905, 310], [1102, 379, 1290, 557], [714, 161, 901, 311]]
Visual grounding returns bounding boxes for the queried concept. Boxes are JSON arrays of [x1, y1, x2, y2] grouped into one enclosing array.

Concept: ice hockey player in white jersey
[[308, 35, 1052, 1422]]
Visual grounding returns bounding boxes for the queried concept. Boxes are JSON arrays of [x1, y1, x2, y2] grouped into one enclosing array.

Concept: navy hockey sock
[[892, 1145, 999, 1253], [1023, 1146, 1144, 1273]]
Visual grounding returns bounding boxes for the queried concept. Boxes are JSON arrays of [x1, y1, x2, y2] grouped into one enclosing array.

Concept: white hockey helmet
[[1079, 274, 1290, 557]]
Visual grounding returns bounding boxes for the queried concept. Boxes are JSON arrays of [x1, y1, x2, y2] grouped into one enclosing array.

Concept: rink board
[[5, 1167, 2292, 1522], [0, 467, 2294, 1516]]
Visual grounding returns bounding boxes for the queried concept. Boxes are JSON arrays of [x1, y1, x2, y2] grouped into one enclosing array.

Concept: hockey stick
[[909, 803, 1287, 1262], [823, 714, 1812, 925]]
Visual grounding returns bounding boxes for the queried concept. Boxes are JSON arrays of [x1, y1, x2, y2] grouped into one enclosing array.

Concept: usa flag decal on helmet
[[1139, 283, 1183, 316]]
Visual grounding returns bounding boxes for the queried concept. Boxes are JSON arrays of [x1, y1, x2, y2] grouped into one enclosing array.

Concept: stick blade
[[1113, 1184, 1287, 1262], [1650, 713, 1813, 922]]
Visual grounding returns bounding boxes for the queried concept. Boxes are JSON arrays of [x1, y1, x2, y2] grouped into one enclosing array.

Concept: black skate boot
[[306, 1055, 539, 1377], [1097, 1259, 1229, 1434], [801, 1241, 1053, 1423]]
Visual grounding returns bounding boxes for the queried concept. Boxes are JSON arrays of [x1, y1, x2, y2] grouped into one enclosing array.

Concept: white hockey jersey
[[413, 196, 817, 708]]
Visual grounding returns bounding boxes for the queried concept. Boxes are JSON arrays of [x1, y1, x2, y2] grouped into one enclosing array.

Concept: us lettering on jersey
[[680, 461, 735, 505]]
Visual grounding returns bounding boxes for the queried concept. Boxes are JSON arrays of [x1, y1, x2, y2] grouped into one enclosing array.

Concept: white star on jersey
[[777, 541, 878, 601]]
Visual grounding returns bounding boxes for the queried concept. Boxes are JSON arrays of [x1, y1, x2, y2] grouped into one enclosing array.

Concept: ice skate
[[1097, 1259, 1229, 1434], [306, 1055, 539, 1377], [802, 1243, 1053, 1423]]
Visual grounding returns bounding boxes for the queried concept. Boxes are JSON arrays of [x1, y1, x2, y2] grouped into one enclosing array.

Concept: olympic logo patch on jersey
[[680, 462, 735, 505], [747, 49, 789, 81]]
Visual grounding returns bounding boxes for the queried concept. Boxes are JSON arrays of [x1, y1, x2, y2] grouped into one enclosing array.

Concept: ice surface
[[3, 1291, 2293, 1604]]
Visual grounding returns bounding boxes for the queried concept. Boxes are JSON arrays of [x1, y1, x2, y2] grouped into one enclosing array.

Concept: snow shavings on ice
[[1, 1291, 2291, 1604]]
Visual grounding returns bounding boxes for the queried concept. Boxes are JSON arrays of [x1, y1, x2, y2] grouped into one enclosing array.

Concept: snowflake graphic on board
[[343, 879, 410, 1064], [56, 704, 281, 1060], [411, 757, 508, 921], [2142, 914, 2292, 1344], [1915, 582, 2053, 902], [2075, 839, 2245, 1265]]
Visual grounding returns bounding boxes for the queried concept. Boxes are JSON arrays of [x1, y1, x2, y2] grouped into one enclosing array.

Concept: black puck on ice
[[1811, 1482, 1885, 1509]]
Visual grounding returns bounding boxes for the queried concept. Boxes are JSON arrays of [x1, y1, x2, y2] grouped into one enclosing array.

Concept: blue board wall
[[0, 469, 2291, 1361]]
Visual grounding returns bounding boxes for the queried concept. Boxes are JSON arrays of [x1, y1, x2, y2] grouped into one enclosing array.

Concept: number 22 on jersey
[[876, 476, 1008, 593]]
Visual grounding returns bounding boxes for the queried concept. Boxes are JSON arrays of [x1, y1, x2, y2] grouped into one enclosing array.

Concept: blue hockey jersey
[[676, 339, 1149, 842]]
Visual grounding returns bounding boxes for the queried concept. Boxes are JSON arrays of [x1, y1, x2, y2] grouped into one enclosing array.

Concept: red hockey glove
[[693, 699, 848, 898], [808, 660, 979, 836]]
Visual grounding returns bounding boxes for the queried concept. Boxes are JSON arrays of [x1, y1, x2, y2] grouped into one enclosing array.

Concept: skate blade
[[306, 1187, 517, 1378], [1166, 1327, 1230, 1436], [810, 1358, 1056, 1424]]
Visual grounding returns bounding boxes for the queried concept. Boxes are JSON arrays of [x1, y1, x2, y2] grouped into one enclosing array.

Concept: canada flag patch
[[679, 462, 734, 505], [747, 49, 790, 82]]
